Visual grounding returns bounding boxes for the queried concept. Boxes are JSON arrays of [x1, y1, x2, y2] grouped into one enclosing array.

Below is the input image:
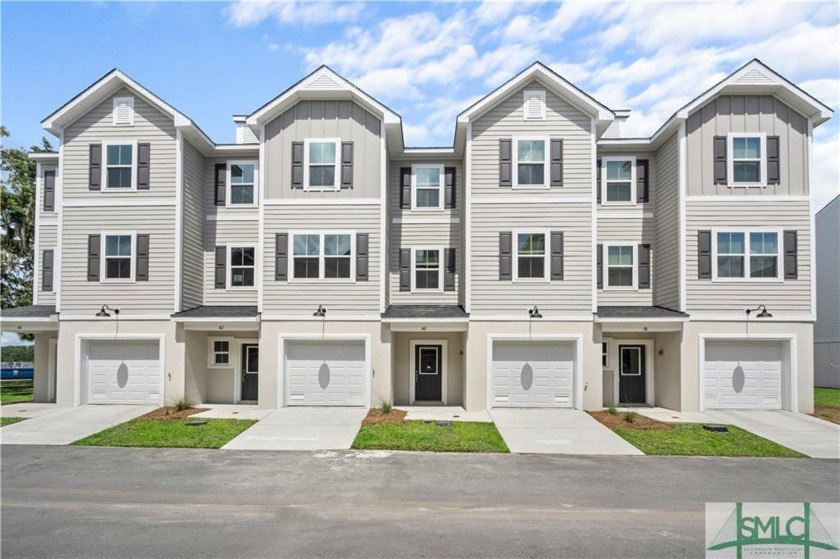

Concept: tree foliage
[[0, 345, 35, 363]]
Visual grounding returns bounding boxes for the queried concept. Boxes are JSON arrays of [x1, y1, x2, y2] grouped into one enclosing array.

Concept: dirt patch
[[812, 406, 840, 425], [589, 410, 674, 431], [140, 407, 208, 420], [363, 408, 407, 425]]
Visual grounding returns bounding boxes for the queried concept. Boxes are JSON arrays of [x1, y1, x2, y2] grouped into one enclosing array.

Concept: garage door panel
[[285, 341, 367, 406], [86, 340, 161, 405], [491, 341, 575, 408], [703, 341, 784, 410]]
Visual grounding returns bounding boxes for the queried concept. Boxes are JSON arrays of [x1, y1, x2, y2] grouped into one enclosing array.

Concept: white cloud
[[1, 332, 30, 347], [226, 0, 363, 27], [812, 128, 840, 213]]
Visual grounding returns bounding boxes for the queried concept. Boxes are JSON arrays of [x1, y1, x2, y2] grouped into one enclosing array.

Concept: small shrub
[[172, 397, 193, 412], [623, 412, 636, 424], [607, 406, 617, 415], [378, 398, 393, 414]]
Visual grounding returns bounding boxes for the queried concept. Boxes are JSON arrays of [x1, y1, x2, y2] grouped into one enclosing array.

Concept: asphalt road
[[1, 446, 838, 559]]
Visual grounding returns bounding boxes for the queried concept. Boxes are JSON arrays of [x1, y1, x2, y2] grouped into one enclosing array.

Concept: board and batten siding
[[203, 220, 259, 306], [686, 95, 808, 196], [59, 206, 176, 314], [685, 200, 811, 314], [815, 196, 839, 343], [180, 140, 206, 310], [262, 205, 381, 315], [597, 213, 655, 307], [652, 132, 680, 310], [62, 87, 177, 199], [264, 100, 381, 200], [36, 225, 57, 305]]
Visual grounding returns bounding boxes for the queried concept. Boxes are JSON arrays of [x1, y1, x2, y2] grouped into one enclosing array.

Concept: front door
[[414, 345, 442, 402], [619, 345, 646, 405], [241, 344, 259, 402]]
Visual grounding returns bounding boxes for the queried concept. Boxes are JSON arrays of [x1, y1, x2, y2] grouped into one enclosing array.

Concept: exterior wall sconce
[[95, 305, 119, 318], [745, 305, 772, 318], [313, 305, 327, 318], [528, 305, 543, 319]]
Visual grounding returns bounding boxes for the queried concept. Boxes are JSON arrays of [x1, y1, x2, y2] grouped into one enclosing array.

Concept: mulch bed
[[140, 407, 209, 420], [813, 406, 840, 425], [363, 408, 407, 425], [589, 410, 673, 431]]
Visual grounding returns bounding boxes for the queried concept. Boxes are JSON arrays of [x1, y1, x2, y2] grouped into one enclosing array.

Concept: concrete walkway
[[222, 407, 367, 451], [489, 409, 643, 455], [707, 410, 840, 459], [0, 405, 155, 445], [397, 406, 493, 423]]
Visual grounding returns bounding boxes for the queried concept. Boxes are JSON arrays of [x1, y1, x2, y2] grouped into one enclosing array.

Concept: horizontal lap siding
[[263, 205, 381, 315], [203, 220, 259, 306], [181, 141, 205, 310], [653, 133, 680, 309], [815, 198, 839, 343], [37, 226, 57, 305], [60, 206, 175, 314], [685, 200, 811, 313], [63, 87, 176, 199], [597, 216, 655, 306]]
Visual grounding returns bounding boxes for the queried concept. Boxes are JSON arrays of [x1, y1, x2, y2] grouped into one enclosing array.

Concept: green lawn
[[73, 418, 257, 449], [815, 388, 840, 407], [353, 421, 509, 453], [0, 382, 34, 404], [614, 424, 805, 457], [0, 417, 25, 427]]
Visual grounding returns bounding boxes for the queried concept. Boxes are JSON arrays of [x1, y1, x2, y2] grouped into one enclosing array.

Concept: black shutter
[[596, 158, 602, 203], [550, 231, 564, 280], [214, 163, 226, 206], [275, 233, 288, 281], [713, 136, 727, 185], [698, 231, 712, 279], [784, 230, 798, 279], [137, 143, 150, 190], [400, 167, 411, 209], [444, 248, 456, 291], [356, 233, 368, 281], [636, 159, 649, 203], [291, 142, 304, 189], [445, 166, 456, 209], [42, 249, 54, 292], [87, 234, 100, 281], [638, 244, 651, 289], [550, 139, 564, 187], [215, 246, 226, 289], [136, 234, 150, 281], [341, 142, 353, 189], [43, 170, 55, 212], [499, 139, 512, 187], [399, 249, 411, 291], [596, 244, 603, 289], [89, 144, 102, 191], [767, 136, 781, 185], [499, 232, 512, 280]]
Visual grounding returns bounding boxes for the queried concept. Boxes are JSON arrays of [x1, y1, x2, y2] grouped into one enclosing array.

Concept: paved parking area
[[222, 407, 367, 451], [0, 405, 154, 445]]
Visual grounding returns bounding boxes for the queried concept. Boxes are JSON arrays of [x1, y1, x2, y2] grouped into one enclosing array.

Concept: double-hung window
[[412, 165, 443, 210], [105, 143, 134, 189], [605, 244, 635, 288], [514, 139, 547, 188], [229, 246, 255, 288], [291, 232, 353, 280], [228, 162, 256, 205], [728, 134, 765, 186], [513, 232, 548, 280], [714, 230, 780, 280], [304, 139, 340, 190], [412, 248, 442, 291], [602, 157, 635, 203], [103, 234, 133, 281], [208, 339, 231, 368]]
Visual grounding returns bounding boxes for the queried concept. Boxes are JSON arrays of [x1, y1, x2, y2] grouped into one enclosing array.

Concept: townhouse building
[[2, 59, 831, 414]]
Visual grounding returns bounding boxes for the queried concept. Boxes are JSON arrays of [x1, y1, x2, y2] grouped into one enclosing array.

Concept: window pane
[[415, 167, 441, 187], [517, 140, 545, 162], [606, 160, 632, 181], [324, 257, 351, 279], [105, 235, 132, 256], [518, 233, 545, 256], [106, 258, 131, 279], [733, 161, 760, 183], [293, 257, 319, 278], [717, 233, 744, 255], [750, 256, 777, 278], [416, 189, 440, 208], [517, 163, 544, 185], [214, 341, 229, 352], [733, 137, 761, 159], [107, 144, 132, 165], [750, 232, 777, 255], [415, 250, 440, 269], [230, 184, 254, 204], [717, 256, 744, 278], [608, 246, 633, 266], [517, 256, 544, 279], [107, 168, 132, 188], [608, 268, 633, 287], [416, 270, 439, 289], [324, 235, 351, 256], [230, 164, 254, 184], [242, 247, 255, 266], [231, 267, 254, 287], [606, 182, 632, 202], [215, 353, 229, 365], [309, 142, 336, 164], [293, 235, 320, 256], [309, 166, 336, 187], [231, 247, 243, 266]]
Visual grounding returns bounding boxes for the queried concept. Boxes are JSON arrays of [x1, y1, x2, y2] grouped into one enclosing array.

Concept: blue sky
[[2, 1, 839, 345]]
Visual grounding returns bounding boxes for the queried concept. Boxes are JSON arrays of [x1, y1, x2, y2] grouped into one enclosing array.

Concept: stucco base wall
[[391, 331, 465, 406], [182, 330, 259, 405], [815, 342, 840, 388], [32, 333, 58, 403]]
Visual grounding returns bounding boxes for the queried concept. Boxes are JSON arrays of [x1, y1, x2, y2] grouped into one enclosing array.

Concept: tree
[[0, 345, 35, 363]]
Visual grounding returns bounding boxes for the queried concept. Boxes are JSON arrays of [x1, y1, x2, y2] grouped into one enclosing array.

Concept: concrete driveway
[[707, 410, 840, 459], [489, 409, 643, 455], [0, 405, 155, 445], [222, 407, 367, 451]]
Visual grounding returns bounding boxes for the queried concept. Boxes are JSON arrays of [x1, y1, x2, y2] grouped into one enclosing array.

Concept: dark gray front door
[[241, 345, 259, 401], [619, 345, 646, 404], [414, 345, 442, 402]]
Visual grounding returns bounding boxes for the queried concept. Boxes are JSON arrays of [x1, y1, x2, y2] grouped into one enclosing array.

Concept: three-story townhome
[[2, 59, 830, 416]]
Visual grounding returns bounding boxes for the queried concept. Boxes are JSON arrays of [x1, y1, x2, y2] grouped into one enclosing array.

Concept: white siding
[[815, 196, 840, 343]]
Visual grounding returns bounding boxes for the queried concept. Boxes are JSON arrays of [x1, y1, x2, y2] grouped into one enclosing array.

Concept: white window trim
[[112, 96, 134, 127], [512, 137, 550, 189], [602, 340, 610, 368], [303, 138, 341, 192], [411, 164, 445, 211], [601, 156, 636, 206], [227, 244, 257, 291], [523, 89, 546, 121], [727, 132, 767, 188], [711, 227, 784, 282], [410, 246, 445, 293], [207, 336, 233, 369], [512, 229, 550, 282], [226, 160, 258, 208], [288, 231, 356, 283], [101, 140, 138, 191], [619, 346, 643, 376], [100, 231, 136, 284], [603, 242, 637, 291]]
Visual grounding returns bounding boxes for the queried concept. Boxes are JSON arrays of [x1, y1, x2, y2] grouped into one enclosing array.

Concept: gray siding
[[204, 155, 259, 216], [36, 225, 57, 305], [181, 140, 205, 310], [653, 132, 680, 309], [264, 100, 381, 199], [203, 220, 259, 306], [38, 163, 58, 220], [686, 95, 809, 196], [815, 197, 839, 342], [597, 215, 655, 306]]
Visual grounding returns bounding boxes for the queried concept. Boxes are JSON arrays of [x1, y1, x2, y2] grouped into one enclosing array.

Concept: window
[[729, 134, 765, 185], [602, 157, 635, 203], [412, 165, 443, 210], [523, 90, 546, 120], [103, 234, 133, 281], [228, 162, 256, 205], [412, 248, 442, 291], [514, 139, 547, 188], [209, 339, 231, 368], [304, 139, 340, 190], [714, 230, 780, 280], [112, 97, 134, 126], [514, 232, 548, 280], [291, 232, 353, 280], [606, 244, 635, 288], [105, 144, 134, 189], [602, 342, 609, 368], [229, 246, 255, 288]]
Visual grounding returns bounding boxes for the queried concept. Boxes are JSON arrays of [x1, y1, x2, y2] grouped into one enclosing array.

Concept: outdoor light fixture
[[528, 305, 543, 319], [95, 305, 120, 318], [745, 305, 772, 319], [313, 305, 327, 318]]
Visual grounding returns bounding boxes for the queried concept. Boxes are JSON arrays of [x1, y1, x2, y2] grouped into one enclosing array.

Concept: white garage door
[[285, 340, 367, 406], [491, 341, 575, 408], [704, 341, 784, 410], [87, 340, 162, 405]]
